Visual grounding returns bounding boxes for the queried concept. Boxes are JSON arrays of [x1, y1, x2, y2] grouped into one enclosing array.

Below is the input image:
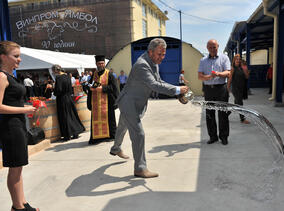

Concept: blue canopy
[[0, 0, 12, 41]]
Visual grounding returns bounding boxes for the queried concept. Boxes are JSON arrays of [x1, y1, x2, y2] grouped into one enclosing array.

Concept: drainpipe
[[263, 0, 278, 101]]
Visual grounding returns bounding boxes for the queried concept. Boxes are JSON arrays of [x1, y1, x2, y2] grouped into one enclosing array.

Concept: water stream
[[191, 99, 284, 162], [191, 99, 284, 201], [181, 90, 284, 200]]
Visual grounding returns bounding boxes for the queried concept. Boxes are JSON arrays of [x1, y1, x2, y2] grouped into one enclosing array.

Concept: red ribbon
[[73, 95, 82, 103], [28, 100, 48, 126], [32, 100, 47, 109]]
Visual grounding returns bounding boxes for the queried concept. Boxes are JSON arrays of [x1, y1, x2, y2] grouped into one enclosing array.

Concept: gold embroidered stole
[[91, 69, 110, 139]]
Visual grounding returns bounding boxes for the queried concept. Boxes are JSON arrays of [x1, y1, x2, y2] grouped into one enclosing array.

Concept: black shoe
[[220, 138, 228, 145], [207, 139, 218, 144], [62, 137, 71, 142], [72, 134, 79, 139], [88, 139, 103, 145], [88, 140, 97, 145], [105, 139, 114, 142], [24, 202, 39, 211]]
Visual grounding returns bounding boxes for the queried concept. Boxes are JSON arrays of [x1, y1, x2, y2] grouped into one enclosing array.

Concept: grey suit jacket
[[117, 52, 177, 117]]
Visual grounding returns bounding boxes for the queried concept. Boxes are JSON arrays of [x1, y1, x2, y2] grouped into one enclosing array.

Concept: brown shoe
[[134, 169, 159, 178], [110, 150, 130, 159], [241, 120, 250, 124]]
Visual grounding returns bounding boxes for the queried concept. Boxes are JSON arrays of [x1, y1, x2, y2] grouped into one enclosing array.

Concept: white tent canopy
[[18, 47, 108, 73]]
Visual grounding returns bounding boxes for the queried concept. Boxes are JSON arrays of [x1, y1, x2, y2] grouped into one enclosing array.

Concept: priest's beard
[[97, 66, 105, 73]]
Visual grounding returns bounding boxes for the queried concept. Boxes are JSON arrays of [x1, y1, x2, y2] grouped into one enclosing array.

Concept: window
[[158, 29, 161, 36], [158, 18, 161, 28], [142, 3, 147, 17], [142, 19, 147, 38]]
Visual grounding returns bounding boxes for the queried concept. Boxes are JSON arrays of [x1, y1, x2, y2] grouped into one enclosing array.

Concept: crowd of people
[[16, 69, 109, 102], [15, 64, 127, 104], [0, 37, 274, 210], [17, 73, 55, 100]]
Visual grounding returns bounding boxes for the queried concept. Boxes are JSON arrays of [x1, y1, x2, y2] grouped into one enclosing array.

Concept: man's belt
[[204, 83, 226, 88]]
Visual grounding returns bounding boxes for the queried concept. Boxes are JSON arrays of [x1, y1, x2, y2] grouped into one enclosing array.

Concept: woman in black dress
[[0, 41, 39, 210], [227, 54, 250, 124], [52, 65, 85, 141]]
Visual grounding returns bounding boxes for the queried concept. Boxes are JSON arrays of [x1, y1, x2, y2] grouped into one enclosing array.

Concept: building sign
[[9, 1, 132, 58], [14, 8, 98, 51]]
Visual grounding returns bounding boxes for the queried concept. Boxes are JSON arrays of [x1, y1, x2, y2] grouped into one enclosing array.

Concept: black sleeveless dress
[[231, 66, 248, 101], [0, 70, 29, 167]]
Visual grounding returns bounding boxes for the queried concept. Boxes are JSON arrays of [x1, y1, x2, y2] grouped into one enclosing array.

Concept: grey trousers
[[110, 112, 147, 172]]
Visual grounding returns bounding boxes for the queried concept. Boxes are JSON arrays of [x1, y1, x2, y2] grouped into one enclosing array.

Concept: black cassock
[[87, 69, 119, 144], [54, 74, 85, 139]]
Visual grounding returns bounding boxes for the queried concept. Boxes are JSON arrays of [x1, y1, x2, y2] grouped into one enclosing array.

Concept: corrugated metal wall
[[131, 37, 182, 85]]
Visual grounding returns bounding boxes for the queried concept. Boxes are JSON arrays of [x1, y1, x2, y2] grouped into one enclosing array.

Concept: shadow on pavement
[[45, 139, 90, 152], [66, 90, 284, 210], [148, 142, 201, 157], [66, 161, 153, 197]]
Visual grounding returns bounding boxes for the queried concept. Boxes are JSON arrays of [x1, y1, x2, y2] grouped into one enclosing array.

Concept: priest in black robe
[[53, 65, 85, 141], [87, 55, 119, 144]]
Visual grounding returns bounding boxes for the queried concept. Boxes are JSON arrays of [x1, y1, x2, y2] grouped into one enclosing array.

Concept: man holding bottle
[[198, 39, 231, 145]]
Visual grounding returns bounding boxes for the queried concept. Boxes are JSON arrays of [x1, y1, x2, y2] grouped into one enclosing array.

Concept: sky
[[7, 0, 263, 55], [152, 0, 263, 55]]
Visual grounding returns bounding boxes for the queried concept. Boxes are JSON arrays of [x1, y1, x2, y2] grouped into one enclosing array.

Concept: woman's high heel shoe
[[24, 203, 39, 211], [12, 206, 26, 211]]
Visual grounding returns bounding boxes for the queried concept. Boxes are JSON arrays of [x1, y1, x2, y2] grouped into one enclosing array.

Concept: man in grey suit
[[110, 38, 189, 178]]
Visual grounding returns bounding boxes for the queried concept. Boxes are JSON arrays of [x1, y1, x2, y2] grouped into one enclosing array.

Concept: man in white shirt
[[23, 74, 34, 100], [70, 73, 76, 86], [80, 72, 89, 94]]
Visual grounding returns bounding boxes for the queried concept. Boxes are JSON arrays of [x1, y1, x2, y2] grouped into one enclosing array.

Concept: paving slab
[[0, 88, 284, 211]]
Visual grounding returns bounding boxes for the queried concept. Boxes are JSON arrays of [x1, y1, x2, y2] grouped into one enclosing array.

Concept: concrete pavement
[[0, 88, 284, 211]]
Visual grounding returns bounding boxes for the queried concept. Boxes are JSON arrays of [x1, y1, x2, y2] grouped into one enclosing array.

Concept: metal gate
[[131, 37, 182, 85]]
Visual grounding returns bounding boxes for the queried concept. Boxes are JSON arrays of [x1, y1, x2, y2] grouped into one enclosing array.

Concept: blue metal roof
[[225, 0, 278, 53]]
